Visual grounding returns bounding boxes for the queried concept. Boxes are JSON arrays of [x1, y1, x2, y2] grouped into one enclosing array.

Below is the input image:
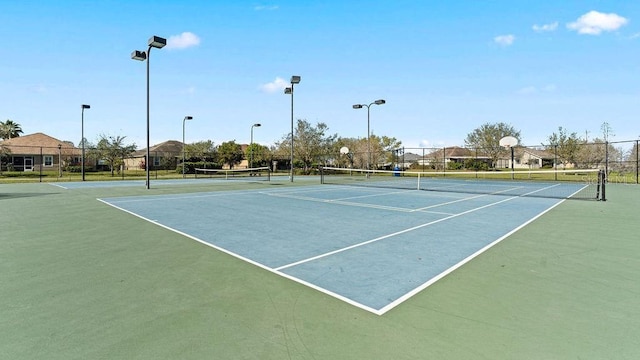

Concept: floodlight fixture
[[148, 36, 167, 49], [290, 75, 301, 84], [374, 99, 386, 105], [131, 50, 147, 61]]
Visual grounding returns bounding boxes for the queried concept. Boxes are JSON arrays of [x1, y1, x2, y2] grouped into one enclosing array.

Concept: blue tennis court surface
[[99, 185, 568, 315]]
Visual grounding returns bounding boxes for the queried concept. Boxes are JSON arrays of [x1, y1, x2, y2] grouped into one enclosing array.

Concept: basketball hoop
[[499, 136, 518, 149], [499, 136, 518, 178]]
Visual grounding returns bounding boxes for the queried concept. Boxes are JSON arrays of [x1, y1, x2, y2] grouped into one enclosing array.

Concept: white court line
[[266, 191, 417, 212], [275, 183, 563, 273], [266, 185, 509, 215], [48, 183, 69, 189], [329, 189, 416, 202], [100, 186, 302, 204]]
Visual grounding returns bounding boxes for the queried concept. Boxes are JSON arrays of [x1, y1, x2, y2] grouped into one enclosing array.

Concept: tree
[[275, 119, 338, 174], [217, 140, 243, 169], [0, 144, 11, 174], [294, 120, 337, 173], [464, 122, 521, 169], [245, 143, 270, 168], [574, 137, 620, 169], [0, 120, 23, 140], [332, 137, 360, 168], [371, 134, 402, 169], [545, 127, 580, 168], [601, 122, 614, 142], [184, 140, 217, 165], [95, 135, 137, 176]]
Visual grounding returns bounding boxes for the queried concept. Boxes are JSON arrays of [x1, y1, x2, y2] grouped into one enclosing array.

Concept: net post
[[417, 173, 421, 190], [319, 166, 324, 184]]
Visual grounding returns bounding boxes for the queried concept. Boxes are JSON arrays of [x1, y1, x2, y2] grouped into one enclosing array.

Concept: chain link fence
[[322, 140, 639, 185], [2, 140, 639, 184]]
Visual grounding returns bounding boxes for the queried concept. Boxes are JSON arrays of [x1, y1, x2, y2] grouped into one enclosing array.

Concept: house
[[123, 140, 184, 170], [496, 147, 555, 169], [394, 152, 422, 169], [0, 133, 80, 172], [421, 146, 491, 169]]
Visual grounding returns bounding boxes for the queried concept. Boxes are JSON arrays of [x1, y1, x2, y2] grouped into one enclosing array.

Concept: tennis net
[[320, 167, 606, 201], [194, 167, 271, 181]]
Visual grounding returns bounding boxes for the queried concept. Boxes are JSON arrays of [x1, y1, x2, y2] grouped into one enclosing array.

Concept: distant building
[[0, 133, 80, 172], [123, 140, 184, 170]]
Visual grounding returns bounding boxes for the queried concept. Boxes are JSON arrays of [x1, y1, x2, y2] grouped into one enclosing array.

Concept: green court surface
[[1, 180, 639, 359]]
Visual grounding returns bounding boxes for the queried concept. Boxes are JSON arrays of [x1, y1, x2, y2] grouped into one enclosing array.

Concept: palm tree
[[0, 120, 23, 139]]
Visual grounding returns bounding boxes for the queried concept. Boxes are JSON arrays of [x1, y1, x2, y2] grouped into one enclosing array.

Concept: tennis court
[[2, 178, 639, 359], [99, 176, 585, 314]]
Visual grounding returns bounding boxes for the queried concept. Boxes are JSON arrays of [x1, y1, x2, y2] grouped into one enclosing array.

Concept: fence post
[[39, 147, 43, 182], [443, 146, 446, 173], [605, 141, 609, 177], [554, 144, 558, 181]]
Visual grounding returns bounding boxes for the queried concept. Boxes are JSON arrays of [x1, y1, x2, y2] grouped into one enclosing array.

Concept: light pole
[[81, 104, 90, 181], [352, 99, 385, 170], [182, 116, 193, 178], [131, 35, 166, 189], [250, 123, 261, 169], [284, 75, 301, 182]]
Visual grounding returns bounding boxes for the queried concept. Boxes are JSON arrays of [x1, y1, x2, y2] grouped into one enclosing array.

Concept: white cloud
[[165, 32, 201, 50], [567, 11, 628, 35], [418, 140, 432, 148], [532, 22, 559, 33], [259, 77, 288, 93], [254, 5, 279, 11], [494, 34, 515, 46], [631, 32, 640, 39]]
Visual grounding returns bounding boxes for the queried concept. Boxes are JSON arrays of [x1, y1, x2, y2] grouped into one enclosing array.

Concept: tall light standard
[[131, 35, 166, 189], [182, 116, 193, 178], [284, 75, 301, 182], [81, 104, 90, 181], [250, 123, 261, 169], [352, 99, 385, 170]]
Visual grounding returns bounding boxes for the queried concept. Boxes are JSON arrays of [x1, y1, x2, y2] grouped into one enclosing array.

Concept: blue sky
[[1, 0, 639, 150]]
